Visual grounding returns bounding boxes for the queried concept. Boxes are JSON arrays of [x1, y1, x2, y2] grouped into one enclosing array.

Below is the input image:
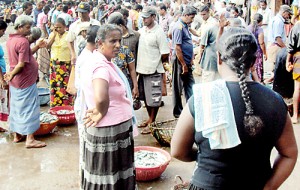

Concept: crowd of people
[[0, 0, 298, 189]]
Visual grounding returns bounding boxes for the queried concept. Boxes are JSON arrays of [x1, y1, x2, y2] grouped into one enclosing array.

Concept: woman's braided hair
[[218, 27, 264, 137]]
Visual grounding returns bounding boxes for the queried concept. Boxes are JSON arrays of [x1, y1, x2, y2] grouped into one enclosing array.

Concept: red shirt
[[67, 9, 73, 16], [6, 34, 38, 89]]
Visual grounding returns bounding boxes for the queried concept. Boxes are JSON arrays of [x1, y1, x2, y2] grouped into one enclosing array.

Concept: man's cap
[[141, 6, 157, 18], [76, 2, 90, 13], [281, 5, 293, 15], [124, 2, 131, 7]]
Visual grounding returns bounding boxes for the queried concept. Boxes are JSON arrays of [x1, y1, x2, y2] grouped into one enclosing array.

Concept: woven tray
[[149, 119, 177, 147]]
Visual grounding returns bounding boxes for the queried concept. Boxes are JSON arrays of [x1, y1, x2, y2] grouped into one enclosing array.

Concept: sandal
[[138, 121, 149, 128], [141, 127, 151, 135]]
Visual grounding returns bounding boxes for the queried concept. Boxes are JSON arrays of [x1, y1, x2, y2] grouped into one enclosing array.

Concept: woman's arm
[[171, 103, 197, 162], [47, 32, 56, 49], [84, 78, 109, 127], [258, 32, 267, 60], [263, 113, 298, 190]]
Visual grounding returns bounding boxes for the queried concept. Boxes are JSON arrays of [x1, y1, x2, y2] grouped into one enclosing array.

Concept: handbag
[[66, 65, 77, 95]]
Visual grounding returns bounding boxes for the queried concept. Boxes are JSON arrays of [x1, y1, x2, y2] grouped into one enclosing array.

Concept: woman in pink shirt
[[79, 24, 136, 190]]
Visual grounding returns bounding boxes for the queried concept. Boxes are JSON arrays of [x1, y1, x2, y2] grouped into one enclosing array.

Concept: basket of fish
[[49, 105, 75, 125], [34, 112, 59, 135], [134, 146, 171, 181], [149, 119, 177, 147]]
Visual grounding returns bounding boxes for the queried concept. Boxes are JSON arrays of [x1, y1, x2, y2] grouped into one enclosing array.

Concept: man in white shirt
[[136, 7, 169, 134], [67, 2, 100, 65], [257, 0, 273, 45], [58, 5, 72, 27]]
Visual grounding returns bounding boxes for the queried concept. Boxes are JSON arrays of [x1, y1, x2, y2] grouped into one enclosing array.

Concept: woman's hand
[[4, 72, 14, 82], [83, 108, 102, 128]]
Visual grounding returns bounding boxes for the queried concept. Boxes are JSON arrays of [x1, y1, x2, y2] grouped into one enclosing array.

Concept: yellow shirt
[[50, 31, 71, 62]]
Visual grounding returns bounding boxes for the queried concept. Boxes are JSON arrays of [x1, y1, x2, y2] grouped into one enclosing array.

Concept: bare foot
[[13, 133, 26, 143], [291, 117, 298, 124], [25, 140, 46, 148]]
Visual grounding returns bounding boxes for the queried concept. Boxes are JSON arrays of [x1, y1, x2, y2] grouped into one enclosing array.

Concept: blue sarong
[[9, 83, 40, 135]]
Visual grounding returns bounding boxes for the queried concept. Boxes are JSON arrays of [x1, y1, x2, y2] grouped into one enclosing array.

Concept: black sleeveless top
[[188, 82, 287, 190]]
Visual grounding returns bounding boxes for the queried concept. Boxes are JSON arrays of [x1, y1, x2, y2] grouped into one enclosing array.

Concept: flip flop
[[138, 121, 149, 128], [141, 127, 151, 135]]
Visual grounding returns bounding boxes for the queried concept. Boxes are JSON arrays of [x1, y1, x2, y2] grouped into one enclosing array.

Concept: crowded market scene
[[0, 0, 299, 189]]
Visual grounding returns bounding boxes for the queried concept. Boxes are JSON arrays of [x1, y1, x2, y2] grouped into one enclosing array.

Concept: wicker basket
[[149, 119, 177, 147]]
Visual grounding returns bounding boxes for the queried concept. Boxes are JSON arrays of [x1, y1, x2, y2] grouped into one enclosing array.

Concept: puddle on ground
[[54, 129, 72, 137], [40, 158, 56, 173], [0, 132, 10, 144]]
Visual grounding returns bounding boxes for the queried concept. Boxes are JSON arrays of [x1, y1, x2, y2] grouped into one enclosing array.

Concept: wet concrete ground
[[0, 25, 299, 190], [0, 89, 300, 190]]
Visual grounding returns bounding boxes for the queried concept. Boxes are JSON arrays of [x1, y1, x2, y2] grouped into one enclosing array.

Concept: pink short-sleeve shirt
[[37, 12, 48, 29], [6, 34, 38, 89], [80, 50, 132, 127]]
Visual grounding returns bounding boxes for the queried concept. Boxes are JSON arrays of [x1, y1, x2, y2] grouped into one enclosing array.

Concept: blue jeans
[[172, 57, 195, 117]]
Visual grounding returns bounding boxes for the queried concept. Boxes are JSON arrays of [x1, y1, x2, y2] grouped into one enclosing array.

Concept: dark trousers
[[172, 57, 195, 117]]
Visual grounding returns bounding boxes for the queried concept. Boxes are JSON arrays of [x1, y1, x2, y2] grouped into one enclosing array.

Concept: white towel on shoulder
[[193, 80, 241, 149]]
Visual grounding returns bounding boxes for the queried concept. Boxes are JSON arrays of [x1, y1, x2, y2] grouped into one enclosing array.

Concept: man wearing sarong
[[5, 15, 46, 148], [286, 20, 300, 124], [136, 6, 169, 134]]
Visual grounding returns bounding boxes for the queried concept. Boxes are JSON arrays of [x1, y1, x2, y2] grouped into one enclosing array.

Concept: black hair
[[43, 5, 50, 12], [62, 5, 68, 13], [0, 20, 7, 30], [182, 5, 197, 15], [119, 8, 129, 17], [55, 17, 66, 26], [159, 3, 167, 11], [217, 27, 264, 137], [134, 4, 143, 11], [251, 13, 263, 34], [107, 12, 126, 27], [115, 5, 122, 11], [231, 6, 239, 14], [199, 5, 209, 13], [87, 25, 100, 43], [22, 1, 32, 11], [259, 0, 267, 4]]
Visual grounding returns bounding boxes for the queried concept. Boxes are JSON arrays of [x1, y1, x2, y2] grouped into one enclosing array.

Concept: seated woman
[[171, 27, 298, 190]]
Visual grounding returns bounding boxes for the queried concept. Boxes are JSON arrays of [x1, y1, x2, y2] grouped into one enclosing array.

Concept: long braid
[[218, 27, 264, 137], [237, 63, 263, 136]]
